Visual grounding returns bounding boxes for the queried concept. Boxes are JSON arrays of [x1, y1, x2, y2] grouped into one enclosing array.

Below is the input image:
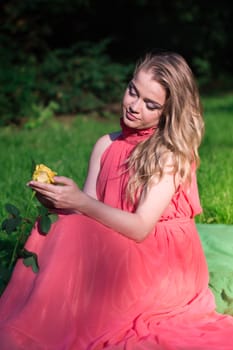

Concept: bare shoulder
[[93, 131, 122, 155]]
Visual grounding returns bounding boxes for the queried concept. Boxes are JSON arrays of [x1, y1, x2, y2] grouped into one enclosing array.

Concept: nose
[[129, 99, 140, 113]]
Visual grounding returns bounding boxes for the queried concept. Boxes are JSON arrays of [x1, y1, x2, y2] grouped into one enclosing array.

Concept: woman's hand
[[27, 176, 83, 212], [35, 192, 55, 209]]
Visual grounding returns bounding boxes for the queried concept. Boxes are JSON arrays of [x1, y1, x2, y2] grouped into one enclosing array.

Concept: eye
[[146, 102, 162, 111], [128, 83, 138, 97]]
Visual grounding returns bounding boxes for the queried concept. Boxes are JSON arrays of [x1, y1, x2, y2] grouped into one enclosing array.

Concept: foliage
[[1, 0, 232, 73], [0, 40, 132, 126], [24, 101, 59, 129], [0, 45, 38, 126], [0, 192, 58, 294], [0, 0, 233, 125], [0, 117, 119, 292], [36, 40, 132, 114], [0, 93, 232, 222], [0, 93, 232, 292]]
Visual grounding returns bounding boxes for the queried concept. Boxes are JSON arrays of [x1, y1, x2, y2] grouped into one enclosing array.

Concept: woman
[[0, 51, 233, 349]]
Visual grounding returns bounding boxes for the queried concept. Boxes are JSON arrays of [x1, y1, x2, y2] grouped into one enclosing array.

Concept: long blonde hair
[[127, 51, 204, 200]]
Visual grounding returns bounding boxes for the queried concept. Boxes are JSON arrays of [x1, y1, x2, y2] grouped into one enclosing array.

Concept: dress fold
[[1, 122, 233, 349]]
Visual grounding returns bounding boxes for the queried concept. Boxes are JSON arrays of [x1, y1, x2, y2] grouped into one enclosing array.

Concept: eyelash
[[128, 84, 159, 111], [128, 84, 137, 96]]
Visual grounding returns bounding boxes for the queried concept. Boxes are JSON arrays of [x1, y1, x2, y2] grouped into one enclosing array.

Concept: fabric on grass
[[198, 223, 233, 315], [1, 122, 233, 349]]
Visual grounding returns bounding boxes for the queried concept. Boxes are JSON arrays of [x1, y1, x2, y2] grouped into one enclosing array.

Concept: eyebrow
[[129, 80, 164, 109]]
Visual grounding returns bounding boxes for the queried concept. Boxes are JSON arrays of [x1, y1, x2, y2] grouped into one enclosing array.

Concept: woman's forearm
[[76, 192, 151, 242]]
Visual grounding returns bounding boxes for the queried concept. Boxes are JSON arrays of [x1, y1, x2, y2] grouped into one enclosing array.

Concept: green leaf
[[39, 214, 51, 234], [0, 265, 12, 283], [1, 216, 22, 234], [21, 249, 39, 273], [5, 203, 20, 217], [23, 256, 39, 273], [38, 205, 49, 216], [48, 213, 58, 224]]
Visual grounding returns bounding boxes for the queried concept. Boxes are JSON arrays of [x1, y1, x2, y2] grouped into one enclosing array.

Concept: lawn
[[1, 94, 231, 223], [0, 92, 232, 292], [197, 93, 233, 224]]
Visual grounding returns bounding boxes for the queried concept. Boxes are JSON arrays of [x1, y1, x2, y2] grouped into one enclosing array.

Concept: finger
[[27, 181, 51, 189], [27, 181, 57, 194], [36, 193, 55, 209], [53, 176, 75, 186]]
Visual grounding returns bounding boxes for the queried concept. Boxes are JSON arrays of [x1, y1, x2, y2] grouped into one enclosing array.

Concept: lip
[[126, 111, 138, 121]]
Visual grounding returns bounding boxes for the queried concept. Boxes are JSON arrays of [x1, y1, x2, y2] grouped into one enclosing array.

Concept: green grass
[[0, 93, 232, 225], [0, 115, 120, 291], [0, 93, 232, 294], [197, 93, 233, 224], [0, 116, 119, 219]]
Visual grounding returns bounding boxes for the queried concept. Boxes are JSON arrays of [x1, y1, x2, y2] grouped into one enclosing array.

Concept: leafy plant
[[36, 40, 132, 114], [0, 40, 132, 126], [23, 101, 59, 129], [0, 174, 58, 294]]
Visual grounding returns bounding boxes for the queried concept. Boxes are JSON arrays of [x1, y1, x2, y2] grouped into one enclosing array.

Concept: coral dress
[[1, 122, 233, 350]]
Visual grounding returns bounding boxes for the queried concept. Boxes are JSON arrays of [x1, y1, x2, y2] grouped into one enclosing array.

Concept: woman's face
[[122, 69, 166, 129]]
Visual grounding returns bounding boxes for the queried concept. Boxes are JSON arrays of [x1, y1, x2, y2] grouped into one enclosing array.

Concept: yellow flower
[[32, 164, 57, 184]]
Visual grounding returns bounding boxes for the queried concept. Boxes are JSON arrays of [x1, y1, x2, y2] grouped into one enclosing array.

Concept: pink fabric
[[0, 122, 233, 349]]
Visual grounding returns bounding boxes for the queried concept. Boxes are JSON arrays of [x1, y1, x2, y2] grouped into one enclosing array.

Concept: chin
[[123, 117, 136, 128]]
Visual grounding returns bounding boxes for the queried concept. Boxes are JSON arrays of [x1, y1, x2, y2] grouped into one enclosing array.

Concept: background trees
[[0, 0, 232, 124]]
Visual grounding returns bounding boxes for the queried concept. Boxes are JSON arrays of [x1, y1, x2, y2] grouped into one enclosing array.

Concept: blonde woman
[[1, 51, 233, 349]]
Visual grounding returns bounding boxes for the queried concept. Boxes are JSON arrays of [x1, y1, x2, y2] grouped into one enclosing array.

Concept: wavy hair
[[126, 51, 205, 200]]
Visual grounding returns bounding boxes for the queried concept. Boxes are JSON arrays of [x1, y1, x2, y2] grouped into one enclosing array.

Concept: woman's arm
[[33, 133, 116, 209], [28, 167, 177, 242], [83, 131, 120, 198], [76, 171, 176, 241]]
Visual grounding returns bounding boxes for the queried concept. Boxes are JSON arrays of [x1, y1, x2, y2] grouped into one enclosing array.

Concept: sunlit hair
[[126, 51, 205, 201]]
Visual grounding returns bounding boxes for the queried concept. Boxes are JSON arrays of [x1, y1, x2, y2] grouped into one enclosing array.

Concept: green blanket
[[197, 224, 233, 315]]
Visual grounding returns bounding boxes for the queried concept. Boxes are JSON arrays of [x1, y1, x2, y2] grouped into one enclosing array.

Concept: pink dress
[[0, 121, 233, 349]]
